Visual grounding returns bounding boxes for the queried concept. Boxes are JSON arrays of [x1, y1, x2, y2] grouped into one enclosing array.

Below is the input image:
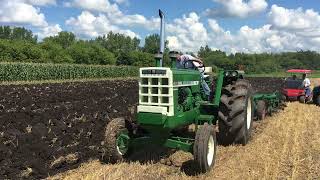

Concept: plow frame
[[253, 91, 285, 117]]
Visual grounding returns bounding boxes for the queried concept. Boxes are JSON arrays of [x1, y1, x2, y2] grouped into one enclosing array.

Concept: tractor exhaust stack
[[158, 9, 165, 67]]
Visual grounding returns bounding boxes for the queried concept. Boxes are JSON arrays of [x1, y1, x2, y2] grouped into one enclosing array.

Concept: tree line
[[0, 26, 160, 66], [0, 26, 319, 73], [198, 46, 320, 73]]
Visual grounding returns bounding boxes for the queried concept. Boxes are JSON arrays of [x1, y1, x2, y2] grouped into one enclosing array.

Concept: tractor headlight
[[231, 71, 238, 77], [225, 71, 230, 76]]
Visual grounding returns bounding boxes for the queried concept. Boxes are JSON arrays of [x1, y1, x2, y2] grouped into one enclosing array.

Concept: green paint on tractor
[[253, 91, 286, 120], [103, 10, 256, 174]]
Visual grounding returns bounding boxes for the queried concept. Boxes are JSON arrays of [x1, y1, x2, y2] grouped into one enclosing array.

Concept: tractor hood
[[137, 67, 201, 117]]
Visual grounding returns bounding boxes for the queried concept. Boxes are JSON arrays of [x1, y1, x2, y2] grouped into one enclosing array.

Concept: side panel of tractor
[[102, 10, 255, 174]]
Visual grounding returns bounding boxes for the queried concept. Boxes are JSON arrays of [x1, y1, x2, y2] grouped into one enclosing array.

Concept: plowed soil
[[247, 77, 284, 93], [50, 102, 320, 180], [0, 80, 138, 179], [0, 77, 289, 179]]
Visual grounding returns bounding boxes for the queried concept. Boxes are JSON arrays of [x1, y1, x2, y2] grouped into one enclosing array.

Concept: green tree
[[0, 39, 47, 62], [43, 31, 76, 48], [143, 34, 160, 54], [94, 32, 141, 65], [198, 45, 212, 59], [95, 32, 140, 55], [0, 26, 37, 43], [67, 41, 116, 65], [130, 51, 154, 66], [41, 41, 74, 63]]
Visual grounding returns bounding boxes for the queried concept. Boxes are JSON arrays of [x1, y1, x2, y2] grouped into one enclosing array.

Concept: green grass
[[1, 62, 319, 84], [0, 62, 139, 82], [0, 77, 139, 86]]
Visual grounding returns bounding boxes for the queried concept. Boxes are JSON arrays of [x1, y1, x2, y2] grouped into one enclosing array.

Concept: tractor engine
[[177, 87, 194, 112], [137, 67, 203, 119]]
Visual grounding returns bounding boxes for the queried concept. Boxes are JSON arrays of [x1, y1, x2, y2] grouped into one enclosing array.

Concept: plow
[[253, 92, 286, 120]]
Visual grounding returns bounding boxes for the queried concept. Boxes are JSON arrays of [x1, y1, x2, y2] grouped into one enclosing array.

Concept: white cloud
[[36, 24, 62, 39], [65, 11, 138, 38], [65, 0, 160, 30], [109, 13, 160, 30], [167, 36, 182, 51], [206, 0, 268, 18], [64, 0, 161, 38], [113, 0, 129, 5], [64, 0, 120, 14], [207, 22, 320, 53], [165, 5, 320, 54], [0, 0, 48, 27], [64, 0, 160, 32], [24, 0, 56, 6], [269, 5, 320, 37], [0, 0, 62, 39], [2, 0, 57, 6], [166, 12, 208, 52]]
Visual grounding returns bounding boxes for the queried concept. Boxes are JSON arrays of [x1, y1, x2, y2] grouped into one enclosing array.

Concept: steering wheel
[[183, 60, 206, 73]]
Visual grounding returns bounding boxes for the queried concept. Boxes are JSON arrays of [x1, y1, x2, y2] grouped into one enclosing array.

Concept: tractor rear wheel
[[257, 100, 266, 120], [218, 79, 253, 145], [299, 96, 305, 103], [315, 95, 320, 106], [102, 117, 130, 163], [281, 94, 287, 102], [193, 123, 217, 173]]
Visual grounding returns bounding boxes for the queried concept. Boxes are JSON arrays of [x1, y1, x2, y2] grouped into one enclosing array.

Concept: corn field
[[0, 62, 139, 82]]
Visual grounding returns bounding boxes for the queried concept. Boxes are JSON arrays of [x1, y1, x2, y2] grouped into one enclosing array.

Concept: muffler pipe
[[159, 9, 165, 67]]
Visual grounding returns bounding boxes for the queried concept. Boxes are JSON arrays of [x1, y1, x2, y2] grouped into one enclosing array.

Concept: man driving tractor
[[302, 73, 311, 98], [176, 53, 211, 96]]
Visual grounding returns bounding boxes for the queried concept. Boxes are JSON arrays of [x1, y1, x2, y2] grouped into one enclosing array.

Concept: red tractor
[[282, 69, 312, 103]]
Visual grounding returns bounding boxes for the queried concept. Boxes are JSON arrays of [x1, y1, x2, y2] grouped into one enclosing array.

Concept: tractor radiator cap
[[155, 53, 163, 59], [169, 51, 180, 58]]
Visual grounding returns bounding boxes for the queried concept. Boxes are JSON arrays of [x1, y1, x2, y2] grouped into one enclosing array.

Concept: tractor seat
[[204, 67, 213, 74], [203, 67, 212, 78]]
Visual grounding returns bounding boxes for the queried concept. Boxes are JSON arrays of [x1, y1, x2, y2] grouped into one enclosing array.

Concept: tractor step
[[198, 101, 217, 107], [196, 115, 215, 123]]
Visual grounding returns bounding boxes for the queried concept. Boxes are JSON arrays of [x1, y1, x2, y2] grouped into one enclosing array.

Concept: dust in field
[[49, 102, 320, 180]]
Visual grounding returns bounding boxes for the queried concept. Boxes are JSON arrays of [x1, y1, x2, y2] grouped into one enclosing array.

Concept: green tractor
[[102, 10, 254, 173]]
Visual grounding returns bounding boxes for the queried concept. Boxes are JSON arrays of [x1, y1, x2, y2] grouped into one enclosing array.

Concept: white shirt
[[180, 54, 197, 61], [303, 78, 311, 87], [178, 54, 202, 68]]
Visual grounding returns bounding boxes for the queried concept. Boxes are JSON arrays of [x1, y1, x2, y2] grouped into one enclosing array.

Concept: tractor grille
[[138, 68, 174, 116]]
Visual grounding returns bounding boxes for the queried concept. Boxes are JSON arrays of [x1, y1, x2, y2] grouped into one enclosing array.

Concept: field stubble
[[1, 77, 320, 179], [50, 102, 320, 180]]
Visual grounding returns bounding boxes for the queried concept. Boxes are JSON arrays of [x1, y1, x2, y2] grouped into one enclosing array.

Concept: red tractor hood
[[283, 89, 305, 97]]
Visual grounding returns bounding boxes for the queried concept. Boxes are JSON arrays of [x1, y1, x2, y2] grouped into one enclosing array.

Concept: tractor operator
[[302, 73, 311, 97], [176, 53, 211, 97]]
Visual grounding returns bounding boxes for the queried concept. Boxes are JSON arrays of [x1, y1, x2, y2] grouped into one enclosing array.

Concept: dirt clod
[[0, 77, 285, 179], [0, 80, 138, 179]]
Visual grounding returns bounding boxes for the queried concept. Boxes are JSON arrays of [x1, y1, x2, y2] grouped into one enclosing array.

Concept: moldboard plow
[[253, 91, 286, 120]]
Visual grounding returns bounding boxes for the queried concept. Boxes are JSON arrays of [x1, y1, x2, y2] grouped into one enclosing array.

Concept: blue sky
[[1, 0, 320, 53]]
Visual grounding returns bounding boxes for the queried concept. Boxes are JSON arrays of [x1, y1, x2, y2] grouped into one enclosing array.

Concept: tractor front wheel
[[257, 100, 266, 120], [299, 96, 305, 103], [102, 117, 130, 163], [193, 123, 217, 173]]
